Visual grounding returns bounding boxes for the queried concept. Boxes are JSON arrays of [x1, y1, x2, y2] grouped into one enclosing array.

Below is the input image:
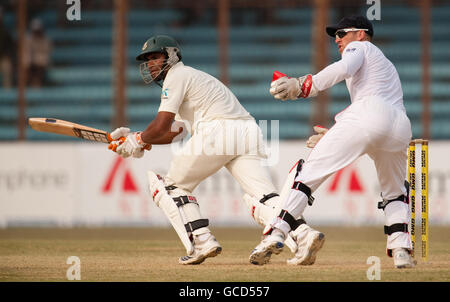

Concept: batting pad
[[148, 171, 194, 255]]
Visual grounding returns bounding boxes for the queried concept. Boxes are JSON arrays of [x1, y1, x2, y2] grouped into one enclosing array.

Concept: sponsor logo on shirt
[[346, 47, 356, 52], [161, 88, 169, 99]]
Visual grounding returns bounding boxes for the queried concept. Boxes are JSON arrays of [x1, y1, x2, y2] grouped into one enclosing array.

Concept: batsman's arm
[[141, 111, 184, 145]]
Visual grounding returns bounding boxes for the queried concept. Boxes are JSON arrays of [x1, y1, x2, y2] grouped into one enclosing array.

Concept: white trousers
[[165, 119, 277, 202], [274, 96, 413, 252]]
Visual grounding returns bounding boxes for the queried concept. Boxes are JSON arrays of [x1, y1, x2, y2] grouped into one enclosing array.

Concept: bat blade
[[28, 117, 112, 143]]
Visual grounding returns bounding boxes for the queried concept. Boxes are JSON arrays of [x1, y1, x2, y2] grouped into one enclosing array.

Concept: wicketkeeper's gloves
[[270, 75, 318, 101]]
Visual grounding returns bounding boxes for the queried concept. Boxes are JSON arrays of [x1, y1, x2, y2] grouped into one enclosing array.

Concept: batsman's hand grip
[[107, 133, 115, 143], [107, 136, 125, 152], [107, 134, 152, 151]]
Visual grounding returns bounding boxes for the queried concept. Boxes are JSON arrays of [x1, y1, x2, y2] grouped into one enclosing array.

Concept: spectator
[[25, 18, 52, 88], [0, 6, 14, 89]]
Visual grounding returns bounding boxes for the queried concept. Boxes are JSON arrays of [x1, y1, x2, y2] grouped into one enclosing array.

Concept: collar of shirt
[[167, 61, 184, 76]]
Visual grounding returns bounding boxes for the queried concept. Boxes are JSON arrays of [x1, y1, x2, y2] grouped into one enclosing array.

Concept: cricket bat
[[29, 117, 114, 143], [28, 118, 152, 150]]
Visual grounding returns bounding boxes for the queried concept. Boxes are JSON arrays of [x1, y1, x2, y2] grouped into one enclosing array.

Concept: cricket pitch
[[0, 227, 449, 282]]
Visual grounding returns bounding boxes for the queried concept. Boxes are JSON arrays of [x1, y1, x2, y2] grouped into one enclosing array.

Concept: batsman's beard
[[139, 61, 171, 85]]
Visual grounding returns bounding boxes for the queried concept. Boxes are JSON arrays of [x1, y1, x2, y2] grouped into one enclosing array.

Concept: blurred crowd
[[0, 0, 422, 91], [0, 6, 14, 89], [0, 4, 52, 89], [24, 18, 52, 88]]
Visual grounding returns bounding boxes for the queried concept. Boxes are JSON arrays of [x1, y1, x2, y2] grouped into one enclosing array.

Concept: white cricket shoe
[[393, 248, 416, 269], [249, 231, 285, 265], [287, 224, 325, 265], [179, 233, 222, 265]]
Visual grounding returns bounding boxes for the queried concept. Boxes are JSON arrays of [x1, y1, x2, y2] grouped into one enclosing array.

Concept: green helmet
[[136, 35, 182, 62], [137, 35, 182, 85]]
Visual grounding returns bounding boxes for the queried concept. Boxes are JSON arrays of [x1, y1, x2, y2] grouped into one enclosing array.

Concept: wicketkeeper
[[250, 16, 416, 269], [108, 35, 323, 265]]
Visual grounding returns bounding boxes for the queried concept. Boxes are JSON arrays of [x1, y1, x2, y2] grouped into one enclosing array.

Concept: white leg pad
[[384, 200, 412, 252], [148, 171, 194, 255], [243, 193, 278, 226], [166, 186, 210, 237], [243, 193, 298, 253]]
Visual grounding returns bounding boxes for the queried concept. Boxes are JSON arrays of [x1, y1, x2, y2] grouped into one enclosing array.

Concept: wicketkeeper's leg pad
[[383, 199, 412, 256], [378, 181, 412, 257]]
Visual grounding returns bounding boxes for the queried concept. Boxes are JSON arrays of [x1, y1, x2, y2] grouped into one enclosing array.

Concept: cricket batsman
[[250, 15, 416, 269], [108, 35, 323, 265]]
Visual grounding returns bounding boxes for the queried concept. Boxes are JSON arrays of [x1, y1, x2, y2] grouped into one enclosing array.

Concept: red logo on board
[[328, 166, 364, 193], [102, 157, 139, 193], [101, 156, 148, 218]]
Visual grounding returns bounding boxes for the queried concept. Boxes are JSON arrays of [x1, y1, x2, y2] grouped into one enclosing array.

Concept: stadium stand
[[0, 3, 449, 141]]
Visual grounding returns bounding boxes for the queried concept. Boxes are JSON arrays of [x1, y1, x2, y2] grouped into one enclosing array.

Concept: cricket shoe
[[179, 234, 222, 265], [287, 224, 325, 265], [249, 231, 285, 265], [393, 248, 416, 269]]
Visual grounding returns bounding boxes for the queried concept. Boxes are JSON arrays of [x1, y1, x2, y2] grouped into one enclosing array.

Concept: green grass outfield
[[0, 226, 449, 282]]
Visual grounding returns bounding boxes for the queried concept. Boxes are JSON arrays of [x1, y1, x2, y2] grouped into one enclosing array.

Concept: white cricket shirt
[[158, 62, 252, 133], [312, 41, 405, 111]]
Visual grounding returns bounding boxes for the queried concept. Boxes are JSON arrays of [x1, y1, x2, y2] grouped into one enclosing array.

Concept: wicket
[[408, 139, 429, 261]]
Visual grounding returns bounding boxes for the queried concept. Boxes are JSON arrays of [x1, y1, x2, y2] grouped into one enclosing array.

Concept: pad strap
[[173, 195, 198, 207], [296, 218, 307, 227], [291, 159, 314, 206], [259, 193, 279, 204], [384, 223, 408, 235], [292, 181, 315, 206], [266, 215, 306, 235], [185, 219, 209, 233], [378, 180, 410, 210], [278, 210, 301, 231], [377, 195, 408, 210], [172, 194, 205, 233], [295, 159, 305, 177]]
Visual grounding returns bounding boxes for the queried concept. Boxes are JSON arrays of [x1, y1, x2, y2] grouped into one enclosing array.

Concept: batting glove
[[115, 132, 146, 158], [108, 127, 151, 158], [108, 127, 129, 152], [306, 125, 328, 148]]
